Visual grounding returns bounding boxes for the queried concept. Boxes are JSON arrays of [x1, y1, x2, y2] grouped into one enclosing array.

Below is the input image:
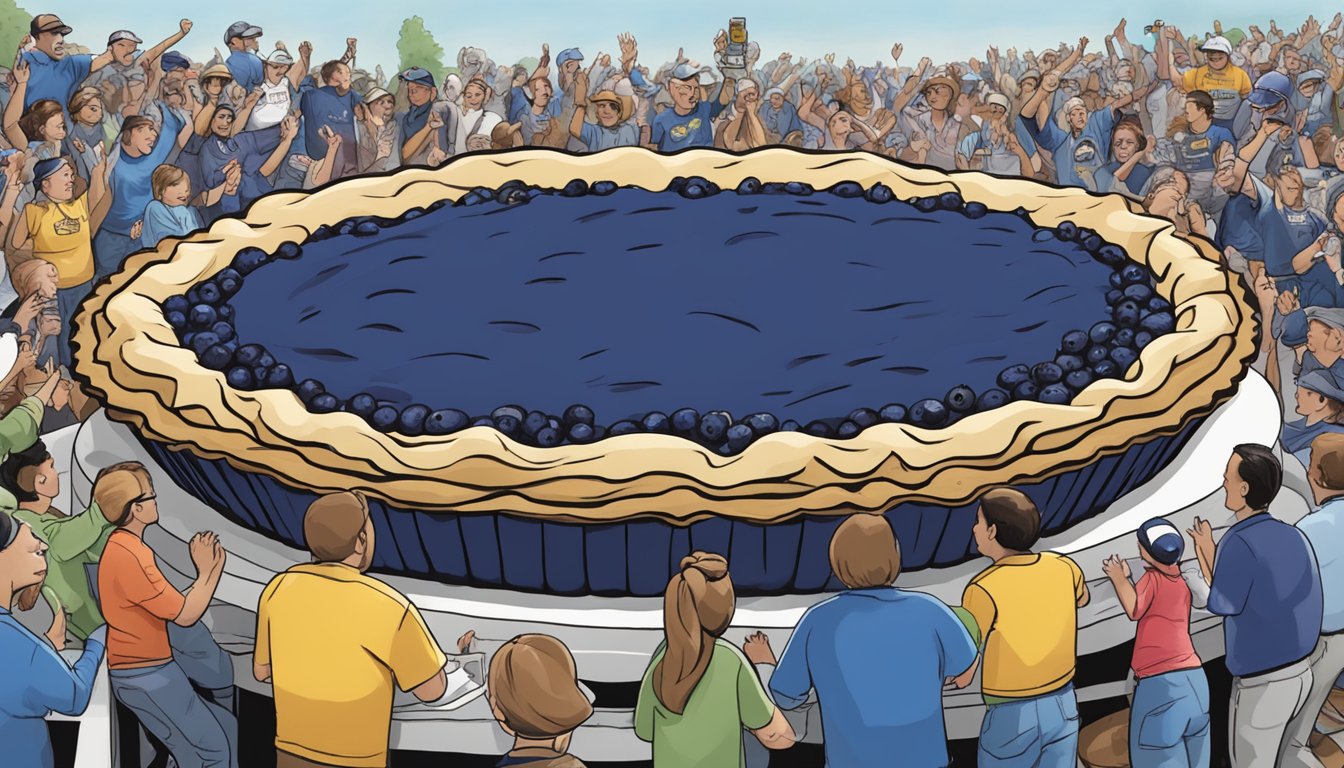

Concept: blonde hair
[[151, 164, 189, 201], [653, 552, 734, 715], [93, 462, 154, 527], [68, 88, 103, 122], [829, 513, 901, 589], [10, 258, 57, 300], [489, 634, 593, 738]]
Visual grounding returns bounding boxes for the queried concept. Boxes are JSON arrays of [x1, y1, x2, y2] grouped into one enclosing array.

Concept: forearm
[[569, 104, 586, 140], [143, 32, 185, 67], [1292, 240, 1322, 273], [193, 96, 217, 135], [3, 83, 27, 148], [39, 504, 110, 563], [1108, 574, 1138, 619], [174, 569, 220, 626], [259, 137, 295, 177]]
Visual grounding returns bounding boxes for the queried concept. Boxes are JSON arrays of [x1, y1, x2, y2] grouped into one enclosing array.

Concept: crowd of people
[[0, 7, 1340, 768]]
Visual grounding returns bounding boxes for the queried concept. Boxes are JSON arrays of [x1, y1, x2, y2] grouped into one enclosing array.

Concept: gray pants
[[1229, 656, 1314, 768], [110, 620, 237, 768], [1284, 634, 1344, 768]]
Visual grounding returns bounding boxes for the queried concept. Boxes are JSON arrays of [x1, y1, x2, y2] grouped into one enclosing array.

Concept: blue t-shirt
[[226, 51, 265, 94], [1298, 497, 1344, 634], [651, 97, 726, 152], [769, 588, 977, 768], [1208, 512, 1323, 676], [1174, 124, 1236, 173], [0, 609, 104, 768], [21, 50, 92, 111], [299, 86, 363, 160], [1093, 160, 1154, 197], [105, 101, 186, 237], [578, 121, 639, 151], [758, 101, 803, 141], [1217, 175, 1300, 278], [1021, 107, 1117, 188]]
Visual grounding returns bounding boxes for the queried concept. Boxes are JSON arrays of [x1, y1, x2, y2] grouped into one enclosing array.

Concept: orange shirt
[[98, 529, 186, 669]]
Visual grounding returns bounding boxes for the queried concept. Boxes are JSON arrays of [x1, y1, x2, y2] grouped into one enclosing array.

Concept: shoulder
[[712, 637, 753, 668]]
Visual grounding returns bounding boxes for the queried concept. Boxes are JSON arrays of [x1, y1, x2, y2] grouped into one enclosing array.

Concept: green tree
[[396, 16, 444, 81], [0, 0, 30, 60]]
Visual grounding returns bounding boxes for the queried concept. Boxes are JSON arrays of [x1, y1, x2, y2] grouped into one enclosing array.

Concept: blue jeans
[[978, 683, 1079, 768], [55, 279, 93, 369], [1130, 668, 1211, 768], [92, 228, 139, 283], [109, 622, 237, 768]]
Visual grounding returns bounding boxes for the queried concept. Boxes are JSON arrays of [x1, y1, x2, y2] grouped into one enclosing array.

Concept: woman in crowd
[[1283, 368, 1344, 468], [1093, 118, 1156, 198], [356, 86, 400, 174], [5, 99, 67, 163], [65, 88, 118, 183], [634, 552, 794, 766], [140, 165, 208, 248], [489, 634, 593, 767]]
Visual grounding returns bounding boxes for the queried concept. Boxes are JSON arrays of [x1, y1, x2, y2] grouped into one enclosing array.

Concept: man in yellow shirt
[[1177, 36, 1252, 131], [252, 491, 474, 768], [957, 487, 1089, 768]]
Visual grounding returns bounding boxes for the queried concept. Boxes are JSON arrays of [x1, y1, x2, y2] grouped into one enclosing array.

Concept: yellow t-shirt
[[1182, 65, 1253, 120], [255, 562, 448, 768], [24, 197, 94, 289], [961, 552, 1085, 699]]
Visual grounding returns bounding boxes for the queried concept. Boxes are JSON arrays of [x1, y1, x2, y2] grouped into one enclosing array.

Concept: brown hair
[[68, 88, 103, 122], [978, 487, 1041, 551], [303, 491, 370, 562], [829, 513, 901, 589], [20, 99, 64, 142], [120, 116, 155, 146], [654, 552, 734, 715], [151, 164, 189, 201], [489, 634, 593, 738], [1312, 433, 1344, 491], [320, 60, 345, 85], [10, 258, 56, 300], [93, 461, 154, 527]]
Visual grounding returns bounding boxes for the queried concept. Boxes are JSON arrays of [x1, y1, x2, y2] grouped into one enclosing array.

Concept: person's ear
[[985, 523, 997, 543]]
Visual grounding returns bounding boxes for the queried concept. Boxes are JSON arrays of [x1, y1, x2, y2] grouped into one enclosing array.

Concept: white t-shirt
[[247, 79, 294, 131], [453, 107, 502, 154]]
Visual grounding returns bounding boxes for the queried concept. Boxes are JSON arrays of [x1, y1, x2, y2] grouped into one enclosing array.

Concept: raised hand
[[130, 219, 143, 241], [825, 52, 836, 65], [742, 631, 777, 666], [714, 30, 728, 55], [1187, 516, 1213, 547], [457, 630, 476, 654], [1041, 71, 1062, 93], [428, 110, 444, 130], [917, 56, 932, 75], [1114, 18, 1127, 41], [280, 115, 298, 139], [1277, 286, 1301, 316], [46, 608, 67, 651], [891, 43, 903, 62], [574, 69, 589, 96], [1102, 554, 1131, 581], [1078, 36, 1090, 52], [11, 55, 28, 85], [50, 377, 70, 412], [15, 340, 37, 373], [299, 41, 312, 60], [597, 52, 611, 69]]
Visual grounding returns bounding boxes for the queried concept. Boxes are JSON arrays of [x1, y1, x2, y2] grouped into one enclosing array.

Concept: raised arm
[[1102, 556, 1139, 620], [140, 19, 192, 69], [890, 57, 931, 115], [258, 116, 298, 177], [3, 55, 30, 150]]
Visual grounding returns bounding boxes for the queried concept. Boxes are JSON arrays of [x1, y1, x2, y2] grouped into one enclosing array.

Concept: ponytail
[[653, 552, 735, 715]]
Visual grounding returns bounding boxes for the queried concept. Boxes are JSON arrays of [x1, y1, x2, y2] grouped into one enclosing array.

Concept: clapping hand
[[46, 608, 67, 652], [130, 219, 143, 242], [1276, 285, 1301, 316], [427, 110, 444, 130], [1102, 554, 1131, 581], [456, 630, 476, 654], [1187, 516, 1213, 550], [742, 631, 777, 665]]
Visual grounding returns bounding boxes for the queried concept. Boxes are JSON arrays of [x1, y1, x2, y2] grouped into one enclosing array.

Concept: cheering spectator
[[571, 72, 638, 151], [21, 15, 189, 114], [1172, 90, 1237, 217], [752, 513, 976, 767], [299, 59, 362, 180], [395, 67, 447, 166], [960, 488, 1089, 768], [1, 259, 61, 373], [1282, 369, 1344, 469], [244, 45, 308, 133], [65, 88, 116, 182], [758, 85, 803, 145], [199, 111, 296, 218], [451, 75, 504, 155], [1093, 117, 1155, 197], [910, 70, 967, 170], [140, 164, 206, 247], [715, 79, 769, 150], [98, 461, 238, 768], [0, 511, 106, 768], [1171, 36, 1251, 130], [489, 634, 594, 768], [1102, 519, 1209, 768], [356, 86, 399, 173], [957, 93, 1033, 176], [1188, 446, 1323, 768], [254, 491, 473, 768], [635, 552, 794, 766], [513, 47, 566, 148], [222, 21, 264, 93], [97, 107, 190, 280]]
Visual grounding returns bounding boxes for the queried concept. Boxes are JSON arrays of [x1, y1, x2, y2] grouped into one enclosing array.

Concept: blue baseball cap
[[32, 157, 69, 186], [160, 51, 190, 73], [399, 67, 435, 89], [1298, 369, 1344, 403], [556, 48, 583, 66], [1281, 307, 1309, 347], [1248, 71, 1291, 108], [1137, 518, 1184, 565]]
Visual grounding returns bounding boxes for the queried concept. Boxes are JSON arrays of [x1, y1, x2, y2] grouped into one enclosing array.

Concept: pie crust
[[73, 148, 1256, 525]]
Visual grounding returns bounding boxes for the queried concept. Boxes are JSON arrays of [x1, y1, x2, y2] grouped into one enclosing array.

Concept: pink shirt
[[1132, 566, 1202, 679]]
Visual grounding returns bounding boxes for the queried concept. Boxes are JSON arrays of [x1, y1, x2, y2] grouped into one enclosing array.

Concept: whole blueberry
[[878, 403, 907, 423], [847, 408, 879, 429], [266, 364, 295, 389], [784, 181, 813, 195], [1065, 369, 1094, 391], [1056, 221, 1078, 241], [913, 196, 940, 212], [964, 201, 988, 219], [830, 181, 864, 198], [591, 180, 618, 196], [1095, 244, 1127, 267], [493, 405, 526, 424], [535, 427, 562, 447], [471, 416, 494, 428], [309, 393, 340, 414], [211, 321, 235, 343], [201, 345, 233, 370], [937, 191, 964, 210], [1086, 345, 1110, 364], [523, 410, 550, 438], [590, 425, 607, 440], [398, 404, 431, 435], [780, 420, 800, 431], [1038, 384, 1071, 405], [762, 182, 787, 194], [191, 332, 221, 354], [865, 183, 894, 203], [297, 379, 325, 404], [803, 421, 834, 438], [198, 282, 224, 305], [217, 271, 242, 297], [165, 295, 190, 315], [609, 420, 641, 437], [562, 404, 595, 427], [976, 388, 1010, 411], [403, 207, 425, 219], [997, 364, 1032, 389], [257, 352, 276, 369], [1110, 347, 1139, 371], [1055, 355, 1085, 373], [1106, 288, 1124, 306], [1114, 328, 1136, 347], [166, 311, 188, 330], [1121, 264, 1148, 285], [562, 179, 589, 197], [683, 182, 709, 199], [1032, 362, 1064, 385], [567, 422, 596, 443], [1109, 271, 1125, 289], [945, 385, 976, 412], [218, 304, 235, 323], [499, 187, 531, 205], [1012, 381, 1040, 400], [1060, 330, 1089, 354], [643, 412, 671, 433], [726, 424, 755, 451], [493, 414, 521, 436], [1013, 206, 1031, 219], [836, 421, 861, 439], [672, 408, 700, 434], [1135, 331, 1154, 349], [1082, 235, 1104, 253], [1089, 321, 1117, 345], [353, 221, 380, 237], [181, 332, 196, 348], [190, 304, 217, 329], [276, 241, 302, 260], [909, 399, 949, 428], [225, 366, 254, 389], [1123, 284, 1153, 304], [347, 393, 377, 417], [1139, 311, 1176, 335], [745, 413, 779, 434], [425, 409, 470, 435], [235, 344, 264, 366], [736, 177, 763, 194], [1148, 297, 1172, 313], [372, 406, 400, 432], [232, 247, 268, 275], [699, 412, 730, 442]]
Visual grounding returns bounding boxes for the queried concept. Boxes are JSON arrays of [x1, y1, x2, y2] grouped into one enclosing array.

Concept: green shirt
[[0, 396, 44, 513], [12, 501, 110, 640], [634, 639, 775, 768]]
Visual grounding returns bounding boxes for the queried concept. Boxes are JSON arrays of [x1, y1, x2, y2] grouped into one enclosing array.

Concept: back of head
[[489, 634, 593, 738], [1310, 433, 1344, 492], [10, 259, 55, 300], [93, 461, 151, 527], [0, 440, 49, 504], [19, 99, 63, 141], [829, 513, 901, 589], [1232, 443, 1282, 511], [979, 487, 1041, 551], [654, 552, 734, 715], [303, 491, 368, 562]]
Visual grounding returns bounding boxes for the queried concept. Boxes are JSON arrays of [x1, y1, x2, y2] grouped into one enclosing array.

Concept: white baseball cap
[[1199, 36, 1233, 55], [986, 92, 1010, 110]]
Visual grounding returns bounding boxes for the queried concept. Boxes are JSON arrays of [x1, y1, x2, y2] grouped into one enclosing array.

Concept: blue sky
[[35, 0, 1332, 75]]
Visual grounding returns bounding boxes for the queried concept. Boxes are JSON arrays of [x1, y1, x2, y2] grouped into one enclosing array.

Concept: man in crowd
[[299, 59, 362, 181], [650, 37, 735, 153], [223, 21, 265, 94], [23, 14, 190, 113]]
